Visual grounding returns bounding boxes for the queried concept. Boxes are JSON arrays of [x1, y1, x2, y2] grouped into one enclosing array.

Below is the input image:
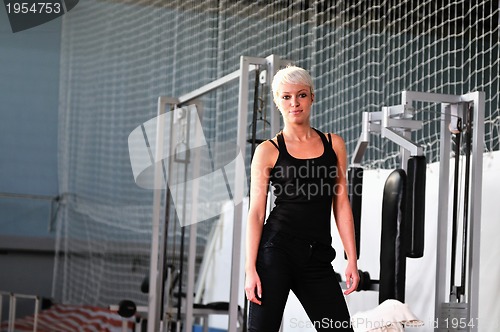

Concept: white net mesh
[[54, 0, 499, 306]]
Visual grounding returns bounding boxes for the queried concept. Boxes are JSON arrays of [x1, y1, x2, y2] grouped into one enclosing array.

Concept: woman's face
[[274, 83, 314, 125]]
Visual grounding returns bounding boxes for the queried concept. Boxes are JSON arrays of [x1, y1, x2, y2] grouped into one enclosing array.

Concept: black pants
[[248, 230, 353, 332]]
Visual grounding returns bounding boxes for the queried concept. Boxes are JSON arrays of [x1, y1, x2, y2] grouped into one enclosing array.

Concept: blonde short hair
[[271, 65, 314, 101]]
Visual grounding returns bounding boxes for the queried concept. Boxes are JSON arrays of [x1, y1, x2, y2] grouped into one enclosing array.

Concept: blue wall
[[0, 5, 60, 238], [0, 4, 62, 318]]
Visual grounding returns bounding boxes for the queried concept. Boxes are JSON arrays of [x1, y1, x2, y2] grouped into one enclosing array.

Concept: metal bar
[[399, 131, 412, 171], [147, 97, 169, 332], [158, 112, 175, 331], [466, 91, 484, 330], [351, 112, 370, 165], [184, 222, 197, 332], [178, 70, 241, 105], [267, 55, 292, 137], [449, 128, 462, 298], [267, 54, 281, 137], [228, 55, 251, 332], [360, 112, 374, 137], [7, 294, 38, 299], [386, 118, 423, 131], [0, 193, 55, 201], [434, 104, 452, 331], [382, 105, 423, 161], [351, 140, 369, 165], [8, 294, 16, 332], [402, 90, 463, 105], [184, 107, 197, 332], [383, 105, 423, 132], [369, 111, 383, 123], [175, 107, 190, 327], [177, 61, 264, 106], [250, 68, 261, 158], [459, 106, 472, 301], [33, 296, 40, 332], [381, 127, 423, 156], [191, 109, 210, 305], [265, 55, 285, 231]]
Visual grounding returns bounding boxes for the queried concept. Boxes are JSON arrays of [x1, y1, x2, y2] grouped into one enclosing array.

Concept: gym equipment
[[351, 91, 485, 331], [379, 169, 407, 303], [116, 266, 245, 332], [356, 270, 378, 292], [449, 122, 462, 300], [247, 68, 271, 158], [118, 299, 137, 318], [336, 269, 378, 292], [377, 156, 426, 302], [404, 156, 426, 258], [437, 104, 475, 330], [144, 55, 290, 332], [352, 101, 424, 305], [0, 291, 42, 332]]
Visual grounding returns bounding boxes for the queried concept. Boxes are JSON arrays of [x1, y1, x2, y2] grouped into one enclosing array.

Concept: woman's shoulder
[[314, 129, 345, 145], [255, 138, 278, 153], [258, 134, 280, 151], [324, 132, 347, 155], [328, 132, 345, 144], [252, 138, 280, 167]]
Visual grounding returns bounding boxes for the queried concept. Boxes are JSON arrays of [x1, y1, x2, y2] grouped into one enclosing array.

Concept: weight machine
[[129, 55, 290, 332], [351, 91, 484, 331]]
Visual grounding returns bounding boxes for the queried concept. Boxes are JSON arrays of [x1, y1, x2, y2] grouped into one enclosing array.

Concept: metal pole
[[8, 293, 16, 332], [182, 107, 197, 332], [434, 104, 452, 331], [147, 97, 168, 332], [266, 54, 282, 137], [450, 127, 462, 298], [184, 223, 197, 332], [465, 91, 484, 330], [33, 296, 40, 332], [227, 55, 250, 332]]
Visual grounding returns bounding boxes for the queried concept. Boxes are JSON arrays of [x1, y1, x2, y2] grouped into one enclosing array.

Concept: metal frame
[[0, 291, 41, 332], [351, 90, 484, 331], [351, 103, 424, 168], [147, 55, 289, 332]]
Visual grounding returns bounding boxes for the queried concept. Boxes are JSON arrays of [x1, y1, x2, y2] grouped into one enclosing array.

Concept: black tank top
[[265, 128, 338, 246]]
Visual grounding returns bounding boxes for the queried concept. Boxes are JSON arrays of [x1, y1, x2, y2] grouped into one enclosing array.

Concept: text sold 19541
[[6, 2, 62, 14]]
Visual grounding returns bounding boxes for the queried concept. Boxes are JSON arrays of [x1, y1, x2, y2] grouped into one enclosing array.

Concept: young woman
[[245, 65, 359, 331]]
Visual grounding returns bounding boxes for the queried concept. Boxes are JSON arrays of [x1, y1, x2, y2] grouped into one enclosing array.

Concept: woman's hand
[[245, 269, 262, 305], [343, 261, 360, 295]]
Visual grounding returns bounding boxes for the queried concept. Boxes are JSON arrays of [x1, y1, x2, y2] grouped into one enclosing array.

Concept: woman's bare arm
[[331, 133, 360, 294]]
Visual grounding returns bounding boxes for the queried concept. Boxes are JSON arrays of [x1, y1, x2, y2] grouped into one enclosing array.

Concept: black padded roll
[[405, 156, 426, 258], [348, 167, 363, 259], [379, 169, 407, 304]]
